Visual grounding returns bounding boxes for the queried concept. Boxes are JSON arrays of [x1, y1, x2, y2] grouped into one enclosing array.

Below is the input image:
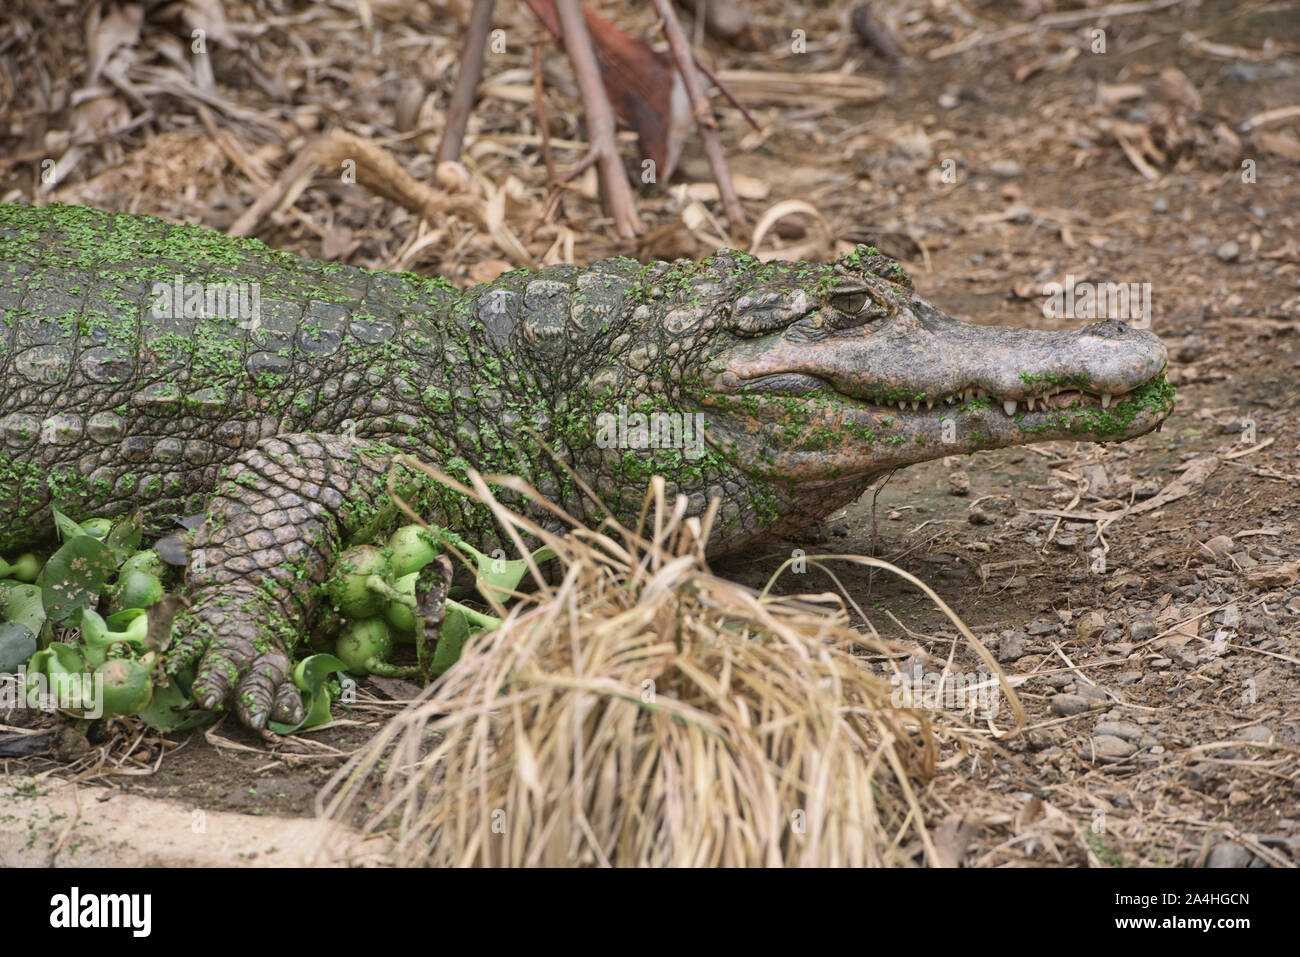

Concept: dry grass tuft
[[319, 467, 1020, 866]]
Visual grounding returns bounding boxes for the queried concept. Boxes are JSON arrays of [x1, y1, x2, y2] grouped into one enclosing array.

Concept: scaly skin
[[0, 203, 1173, 729]]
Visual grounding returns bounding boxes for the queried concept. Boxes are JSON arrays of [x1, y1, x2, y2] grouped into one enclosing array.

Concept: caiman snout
[[694, 294, 1174, 488], [711, 312, 1167, 413]]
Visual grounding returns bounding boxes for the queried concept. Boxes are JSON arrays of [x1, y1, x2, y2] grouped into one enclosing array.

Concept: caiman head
[[583, 246, 1172, 551]]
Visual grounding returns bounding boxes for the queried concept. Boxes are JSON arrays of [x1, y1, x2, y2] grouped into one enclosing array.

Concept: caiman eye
[[826, 285, 891, 331], [830, 291, 869, 315]]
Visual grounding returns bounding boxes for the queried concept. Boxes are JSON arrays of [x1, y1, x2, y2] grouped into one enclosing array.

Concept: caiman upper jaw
[[717, 317, 1168, 407]]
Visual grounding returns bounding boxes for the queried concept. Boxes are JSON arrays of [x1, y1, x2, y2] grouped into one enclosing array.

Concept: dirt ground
[[2, 0, 1298, 866]]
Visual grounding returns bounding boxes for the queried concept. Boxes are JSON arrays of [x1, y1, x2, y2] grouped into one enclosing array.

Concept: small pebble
[[1093, 735, 1137, 761], [998, 633, 1029, 662], [1202, 535, 1234, 559], [1095, 721, 1144, 741], [1050, 693, 1091, 716], [1077, 611, 1106, 642], [1207, 842, 1252, 868], [1132, 479, 1160, 499]]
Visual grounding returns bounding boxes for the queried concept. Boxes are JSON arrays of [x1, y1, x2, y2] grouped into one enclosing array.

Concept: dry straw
[[319, 463, 1021, 866]]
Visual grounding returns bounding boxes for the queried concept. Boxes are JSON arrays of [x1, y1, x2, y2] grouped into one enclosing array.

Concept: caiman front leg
[[165, 433, 414, 730]]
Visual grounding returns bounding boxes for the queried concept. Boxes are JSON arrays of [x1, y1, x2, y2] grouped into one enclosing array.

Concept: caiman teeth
[[1003, 400, 1017, 415]]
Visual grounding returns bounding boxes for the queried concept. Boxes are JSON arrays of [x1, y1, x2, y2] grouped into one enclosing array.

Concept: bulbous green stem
[[364, 574, 415, 608], [444, 599, 501, 632]]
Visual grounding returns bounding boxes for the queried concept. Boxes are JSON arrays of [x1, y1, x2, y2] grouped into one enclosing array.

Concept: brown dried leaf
[[184, 0, 233, 44], [1158, 67, 1202, 112], [1255, 129, 1300, 161], [1245, 562, 1300, 590], [932, 814, 977, 867], [468, 258, 513, 284], [1097, 82, 1146, 107], [86, 3, 143, 83], [321, 222, 359, 262], [1014, 795, 1044, 834]]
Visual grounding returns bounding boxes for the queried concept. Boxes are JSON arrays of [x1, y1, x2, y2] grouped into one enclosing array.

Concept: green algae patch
[[1069, 374, 1175, 436]]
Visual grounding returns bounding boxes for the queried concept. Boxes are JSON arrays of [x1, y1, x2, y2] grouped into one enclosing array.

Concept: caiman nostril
[[1083, 319, 1135, 337]]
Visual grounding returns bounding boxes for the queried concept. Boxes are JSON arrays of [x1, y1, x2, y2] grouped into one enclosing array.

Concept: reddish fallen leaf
[[524, 0, 689, 180]]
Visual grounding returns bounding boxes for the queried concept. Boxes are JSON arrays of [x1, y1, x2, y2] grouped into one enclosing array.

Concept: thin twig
[[532, 42, 557, 187], [651, 0, 745, 230], [437, 0, 496, 165], [554, 0, 642, 237], [690, 56, 762, 132]]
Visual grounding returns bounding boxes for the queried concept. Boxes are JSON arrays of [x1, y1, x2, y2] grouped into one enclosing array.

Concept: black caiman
[[0, 203, 1173, 729]]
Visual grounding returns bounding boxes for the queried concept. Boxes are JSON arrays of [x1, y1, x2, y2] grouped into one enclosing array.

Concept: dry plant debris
[[319, 470, 1027, 866]]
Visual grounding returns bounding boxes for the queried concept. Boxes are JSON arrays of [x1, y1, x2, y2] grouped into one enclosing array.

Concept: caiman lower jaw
[[698, 372, 1175, 489]]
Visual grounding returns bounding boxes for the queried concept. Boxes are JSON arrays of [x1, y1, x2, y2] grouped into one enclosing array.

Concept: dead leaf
[[321, 222, 359, 262], [184, 0, 234, 44], [682, 174, 771, 202], [1255, 129, 1300, 161], [931, 814, 978, 868], [1014, 795, 1044, 833], [1097, 83, 1146, 107], [86, 3, 143, 84], [1159, 67, 1202, 111], [1128, 456, 1219, 515], [1245, 562, 1300, 590], [468, 258, 513, 283], [1014, 57, 1048, 83]]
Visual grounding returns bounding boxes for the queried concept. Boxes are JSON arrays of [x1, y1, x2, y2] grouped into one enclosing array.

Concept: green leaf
[[37, 535, 118, 623], [50, 506, 85, 542], [270, 653, 346, 734], [430, 607, 471, 678], [105, 512, 143, 566], [104, 607, 147, 632], [1, 582, 46, 635], [427, 525, 554, 604], [35, 640, 85, 674], [292, 653, 346, 694], [25, 642, 89, 707], [138, 670, 213, 732], [0, 622, 36, 673]]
